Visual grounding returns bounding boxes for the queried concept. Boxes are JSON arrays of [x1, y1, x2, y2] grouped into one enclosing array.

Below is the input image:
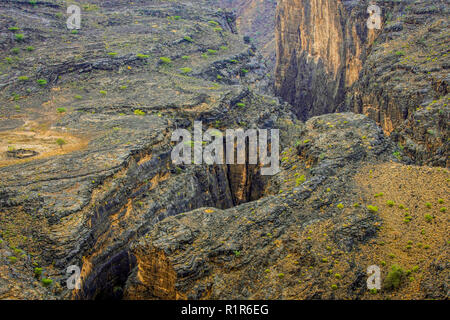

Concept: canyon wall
[[275, 0, 449, 166], [218, 0, 277, 68], [275, 0, 375, 120]]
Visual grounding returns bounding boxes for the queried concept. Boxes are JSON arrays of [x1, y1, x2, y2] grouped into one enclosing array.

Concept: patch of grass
[[367, 205, 379, 213], [425, 202, 432, 208], [386, 200, 395, 207], [56, 107, 66, 113], [99, 90, 107, 95], [183, 36, 193, 42], [18, 76, 29, 81], [8, 26, 20, 31], [236, 102, 245, 108], [26, 46, 35, 51]]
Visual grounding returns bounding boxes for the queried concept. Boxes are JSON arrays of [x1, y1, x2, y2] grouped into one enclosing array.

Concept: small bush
[[383, 265, 405, 291], [236, 102, 245, 108], [36, 79, 47, 86], [134, 109, 145, 116], [18, 76, 29, 81], [26, 46, 35, 51], [99, 90, 107, 95], [440, 207, 447, 212], [183, 36, 193, 42], [15, 34, 24, 41], [425, 202, 432, 208], [438, 199, 444, 204], [180, 67, 192, 74], [386, 200, 395, 207], [57, 107, 66, 113], [136, 53, 149, 59], [56, 138, 66, 149], [8, 26, 20, 31], [367, 205, 379, 213], [424, 214, 433, 222], [337, 203, 344, 209], [41, 278, 53, 287], [34, 267, 43, 278], [159, 57, 172, 64]]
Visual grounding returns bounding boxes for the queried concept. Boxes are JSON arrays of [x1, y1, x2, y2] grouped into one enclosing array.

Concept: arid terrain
[[0, 0, 448, 300]]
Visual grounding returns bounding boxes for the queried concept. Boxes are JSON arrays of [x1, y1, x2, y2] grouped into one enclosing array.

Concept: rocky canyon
[[0, 0, 448, 301]]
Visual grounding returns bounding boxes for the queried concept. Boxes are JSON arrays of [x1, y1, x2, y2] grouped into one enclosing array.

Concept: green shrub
[[438, 199, 444, 204], [335, 273, 342, 279], [183, 36, 193, 42], [208, 21, 219, 26], [134, 109, 145, 116], [182, 55, 190, 60], [159, 57, 172, 64], [41, 278, 53, 287], [383, 265, 405, 291], [207, 49, 217, 55], [331, 284, 338, 290], [18, 76, 29, 81], [337, 203, 344, 209], [136, 53, 149, 59], [26, 46, 35, 51], [8, 256, 17, 263], [295, 175, 306, 186], [236, 102, 245, 108], [36, 79, 47, 86], [8, 26, 20, 31], [56, 138, 66, 149], [424, 214, 433, 222], [74, 95, 82, 99], [34, 267, 43, 278], [367, 205, 379, 213], [99, 90, 107, 95], [440, 207, 447, 212], [180, 67, 192, 74], [278, 273, 284, 279], [425, 202, 432, 208], [57, 107, 66, 113], [386, 200, 395, 207], [15, 34, 24, 41], [11, 47, 20, 54]]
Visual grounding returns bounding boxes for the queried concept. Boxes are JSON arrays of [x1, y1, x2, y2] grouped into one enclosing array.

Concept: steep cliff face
[[348, 2, 449, 167], [275, 0, 375, 120], [275, 0, 449, 166], [218, 0, 277, 69]]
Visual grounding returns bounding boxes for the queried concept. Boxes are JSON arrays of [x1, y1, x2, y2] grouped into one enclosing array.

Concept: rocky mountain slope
[[275, 0, 449, 166], [0, 0, 448, 300]]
